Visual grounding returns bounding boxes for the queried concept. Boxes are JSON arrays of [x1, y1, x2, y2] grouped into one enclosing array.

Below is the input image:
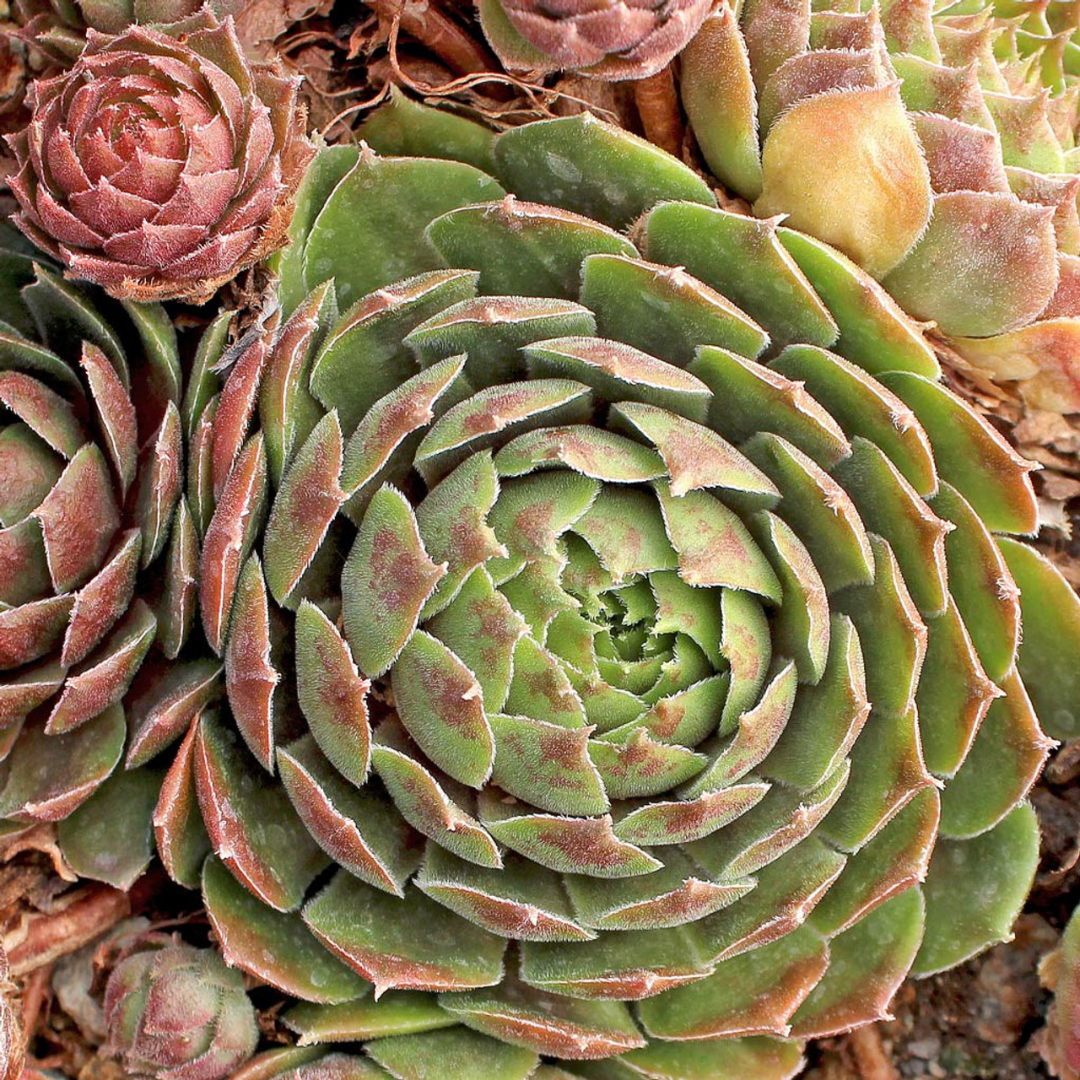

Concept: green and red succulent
[[3, 84, 1080, 1080], [6, 11, 312, 303]]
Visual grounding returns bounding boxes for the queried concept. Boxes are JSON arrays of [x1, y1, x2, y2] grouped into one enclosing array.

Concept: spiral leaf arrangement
[[3, 95, 1080, 1080]]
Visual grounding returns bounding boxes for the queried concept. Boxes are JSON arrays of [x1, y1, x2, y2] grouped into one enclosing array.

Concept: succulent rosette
[[6, 12, 313, 303], [104, 937, 259, 1080], [10, 0, 248, 62], [77, 96, 1073, 1079], [680, 0, 1080, 410], [478, 0, 712, 79], [0, 220, 233, 888]]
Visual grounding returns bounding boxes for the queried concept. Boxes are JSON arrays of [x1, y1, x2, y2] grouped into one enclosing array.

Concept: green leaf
[[494, 114, 716, 230], [914, 802, 1040, 976], [428, 199, 636, 299], [366, 1027, 537, 1080], [999, 537, 1080, 740], [303, 152, 504, 309], [642, 203, 838, 350], [202, 856, 368, 1005], [303, 872, 507, 995], [284, 992, 456, 1044], [58, 765, 161, 889], [580, 253, 768, 363]]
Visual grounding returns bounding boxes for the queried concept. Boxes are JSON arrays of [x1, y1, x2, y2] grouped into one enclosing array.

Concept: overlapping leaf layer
[[4, 99, 1080, 1079], [682, 0, 1080, 410]]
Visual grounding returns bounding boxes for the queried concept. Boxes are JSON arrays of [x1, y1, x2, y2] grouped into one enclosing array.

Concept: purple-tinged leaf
[[296, 601, 371, 788], [0, 370, 83, 460], [414, 379, 593, 486], [0, 659, 65, 727], [613, 403, 777, 501], [156, 497, 199, 660], [416, 846, 591, 942], [480, 793, 659, 878], [225, 556, 280, 772], [490, 713, 607, 815], [344, 487, 445, 678], [261, 283, 333, 487], [80, 343, 137, 496], [126, 657, 222, 769], [46, 599, 156, 734], [133, 401, 182, 569], [340, 355, 465, 511], [0, 594, 74, 670], [684, 663, 797, 797], [61, 528, 140, 667], [391, 632, 494, 789], [494, 425, 665, 486], [212, 335, 268, 499], [153, 716, 212, 888], [612, 781, 770, 846], [439, 972, 645, 1059], [264, 412, 346, 606], [200, 434, 268, 654], [37, 443, 119, 593], [566, 849, 752, 932], [194, 711, 329, 912], [279, 735, 421, 896]]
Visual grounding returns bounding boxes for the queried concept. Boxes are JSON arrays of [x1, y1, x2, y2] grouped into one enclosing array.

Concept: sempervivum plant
[[0, 219, 231, 887], [114, 97, 1078, 1078], [477, 0, 712, 79], [6, 10, 313, 303], [104, 936, 259, 1080], [10, 0, 248, 62], [680, 0, 1080, 410]]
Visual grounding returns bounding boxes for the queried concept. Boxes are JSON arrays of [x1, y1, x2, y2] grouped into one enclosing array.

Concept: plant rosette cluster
[[680, 0, 1080, 412], [10, 0, 248, 63], [6, 10, 312, 304], [4, 98, 1080, 1079], [478, 0, 713, 80]]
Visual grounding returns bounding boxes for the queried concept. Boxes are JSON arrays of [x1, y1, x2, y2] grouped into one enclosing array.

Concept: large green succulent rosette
[[33, 96, 1080, 1080]]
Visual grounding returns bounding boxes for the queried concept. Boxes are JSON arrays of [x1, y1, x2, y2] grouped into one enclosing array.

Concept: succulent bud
[[6, 13, 313, 303], [104, 939, 258, 1080]]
